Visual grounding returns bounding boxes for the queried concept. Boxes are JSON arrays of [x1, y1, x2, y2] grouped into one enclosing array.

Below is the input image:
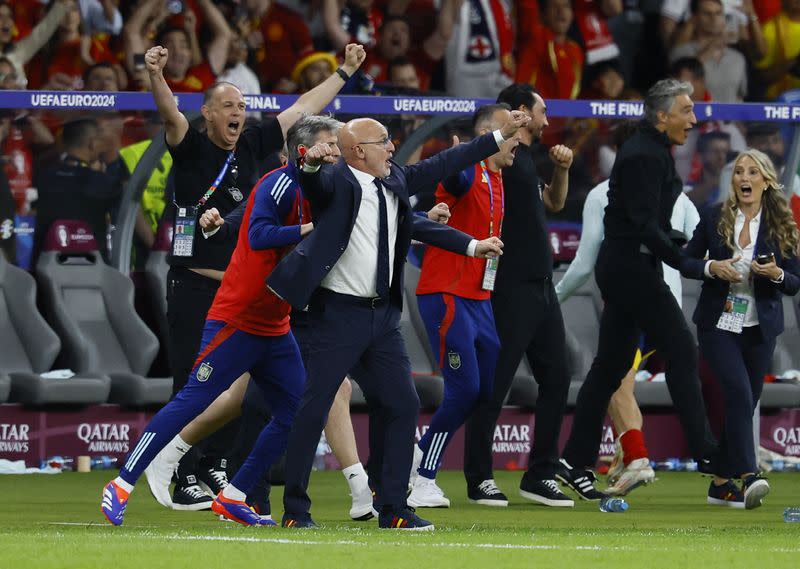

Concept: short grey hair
[[644, 79, 693, 124], [286, 114, 344, 162]]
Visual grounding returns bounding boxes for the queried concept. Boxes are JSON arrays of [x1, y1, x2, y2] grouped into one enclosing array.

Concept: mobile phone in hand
[[756, 253, 775, 265], [133, 53, 146, 69]]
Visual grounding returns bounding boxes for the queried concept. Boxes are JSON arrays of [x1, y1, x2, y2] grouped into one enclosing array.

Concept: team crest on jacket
[[196, 362, 213, 382], [448, 351, 461, 370]]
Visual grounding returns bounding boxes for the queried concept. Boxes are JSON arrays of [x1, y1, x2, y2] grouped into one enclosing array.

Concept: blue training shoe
[[212, 493, 277, 526], [101, 480, 129, 526], [281, 513, 320, 529], [707, 480, 744, 508], [378, 506, 435, 531]]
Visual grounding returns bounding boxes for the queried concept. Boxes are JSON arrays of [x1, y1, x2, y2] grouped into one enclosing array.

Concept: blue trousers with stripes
[[416, 293, 499, 479], [120, 320, 305, 495]]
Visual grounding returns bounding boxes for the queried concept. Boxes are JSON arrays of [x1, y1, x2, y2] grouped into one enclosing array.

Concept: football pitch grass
[[1, 470, 798, 569]]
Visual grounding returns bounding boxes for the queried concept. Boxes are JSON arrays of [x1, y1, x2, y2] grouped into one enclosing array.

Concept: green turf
[[1, 470, 798, 569]]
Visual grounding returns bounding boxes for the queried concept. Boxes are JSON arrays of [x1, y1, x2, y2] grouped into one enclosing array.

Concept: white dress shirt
[[555, 179, 700, 306], [322, 165, 400, 297], [728, 208, 761, 327]]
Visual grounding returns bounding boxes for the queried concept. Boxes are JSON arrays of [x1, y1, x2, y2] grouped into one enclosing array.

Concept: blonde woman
[[682, 148, 800, 509]]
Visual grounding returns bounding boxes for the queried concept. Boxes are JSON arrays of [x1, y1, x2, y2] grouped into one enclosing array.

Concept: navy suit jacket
[[681, 204, 800, 340], [268, 132, 502, 310]]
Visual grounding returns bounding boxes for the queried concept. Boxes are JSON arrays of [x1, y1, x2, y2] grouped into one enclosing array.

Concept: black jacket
[[604, 120, 684, 268]]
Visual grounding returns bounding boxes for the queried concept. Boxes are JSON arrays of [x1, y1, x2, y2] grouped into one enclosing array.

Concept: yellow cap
[[291, 51, 338, 84]]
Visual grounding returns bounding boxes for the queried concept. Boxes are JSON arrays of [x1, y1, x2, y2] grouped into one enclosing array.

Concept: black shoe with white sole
[[742, 474, 769, 510], [468, 479, 509, 507], [519, 476, 574, 507], [556, 459, 607, 501], [197, 458, 230, 496], [172, 474, 213, 511]]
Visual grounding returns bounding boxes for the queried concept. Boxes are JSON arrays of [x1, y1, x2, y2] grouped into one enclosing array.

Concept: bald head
[[340, 118, 394, 177]]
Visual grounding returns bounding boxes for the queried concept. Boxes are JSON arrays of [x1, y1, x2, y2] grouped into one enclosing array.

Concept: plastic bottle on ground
[[599, 496, 629, 513]]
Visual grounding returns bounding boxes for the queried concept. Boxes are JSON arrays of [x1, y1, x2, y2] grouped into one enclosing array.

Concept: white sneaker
[[607, 438, 624, 486], [605, 458, 655, 496], [407, 476, 451, 508], [408, 444, 423, 491], [350, 484, 378, 520], [143, 450, 178, 508]]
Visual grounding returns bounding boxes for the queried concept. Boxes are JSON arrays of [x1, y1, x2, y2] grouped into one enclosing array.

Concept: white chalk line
[[41, 525, 800, 553]]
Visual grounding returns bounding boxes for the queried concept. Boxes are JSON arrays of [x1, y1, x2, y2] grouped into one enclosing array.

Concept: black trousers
[[562, 242, 718, 468], [698, 326, 774, 477], [166, 267, 240, 478], [283, 291, 418, 515], [463, 277, 570, 486]]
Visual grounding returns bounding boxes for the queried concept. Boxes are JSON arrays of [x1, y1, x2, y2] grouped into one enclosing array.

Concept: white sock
[[222, 484, 247, 502], [342, 462, 369, 494], [161, 435, 192, 464], [113, 476, 134, 494]]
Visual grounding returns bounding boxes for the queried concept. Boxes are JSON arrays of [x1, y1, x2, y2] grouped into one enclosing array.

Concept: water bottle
[[783, 507, 800, 522], [771, 459, 785, 472], [90, 456, 118, 470], [39, 456, 74, 470], [599, 497, 629, 513]]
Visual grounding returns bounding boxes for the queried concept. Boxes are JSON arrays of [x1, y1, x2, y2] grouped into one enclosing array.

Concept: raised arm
[[542, 145, 572, 212], [323, 0, 351, 52], [423, 0, 464, 62], [145, 46, 189, 147], [123, 0, 162, 75], [276, 44, 366, 138], [196, 0, 233, 75], [404, 111, 529, 196], [12, 0, 69, 66], [249, 179, 312, 251]]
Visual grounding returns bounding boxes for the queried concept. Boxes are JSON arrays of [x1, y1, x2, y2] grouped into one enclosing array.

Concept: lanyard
[[480, 161, 504, 237], [197, 151, 235, 207]]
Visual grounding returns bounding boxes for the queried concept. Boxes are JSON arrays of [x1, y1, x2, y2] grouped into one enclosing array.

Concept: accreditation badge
[[715, 294, 748, 334], [171, 205, 198, 257], [481, 257, 499, 291]]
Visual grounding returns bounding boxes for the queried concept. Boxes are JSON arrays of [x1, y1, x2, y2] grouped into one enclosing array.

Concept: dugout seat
[[553, 268, 602, 405], [681, 277, 702, 342], [35, 220, 171, 406], [762, 296, 800, 408], [143, 219, 172, 351], [0, 252, 110, 404], [402, 262, 444, 409]]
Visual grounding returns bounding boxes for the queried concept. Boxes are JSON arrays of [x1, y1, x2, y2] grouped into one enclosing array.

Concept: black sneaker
[[555, 459, 607, 501], [378, 506, 434, 531], [742, 474, 769, 510], [282, 512, 319, 529], [519, 476, 575, 507], [707, 479, 744, 508], [468, 479, 509, 507], [171, 474, 213, 511], [197, 458, 229, 495]]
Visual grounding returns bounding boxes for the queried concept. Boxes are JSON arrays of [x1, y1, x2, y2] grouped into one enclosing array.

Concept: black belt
[[313, 288, 388, 309]]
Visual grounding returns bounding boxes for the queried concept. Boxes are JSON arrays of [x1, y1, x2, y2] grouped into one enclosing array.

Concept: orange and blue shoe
[[707, 480, 744, 509], [101, 480, 130, 526], [212, 492, 277, 526], [378, 506, 434, 531]]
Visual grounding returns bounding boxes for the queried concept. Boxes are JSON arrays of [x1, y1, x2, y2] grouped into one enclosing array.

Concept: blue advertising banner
[[2, 90, 800, 121]]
